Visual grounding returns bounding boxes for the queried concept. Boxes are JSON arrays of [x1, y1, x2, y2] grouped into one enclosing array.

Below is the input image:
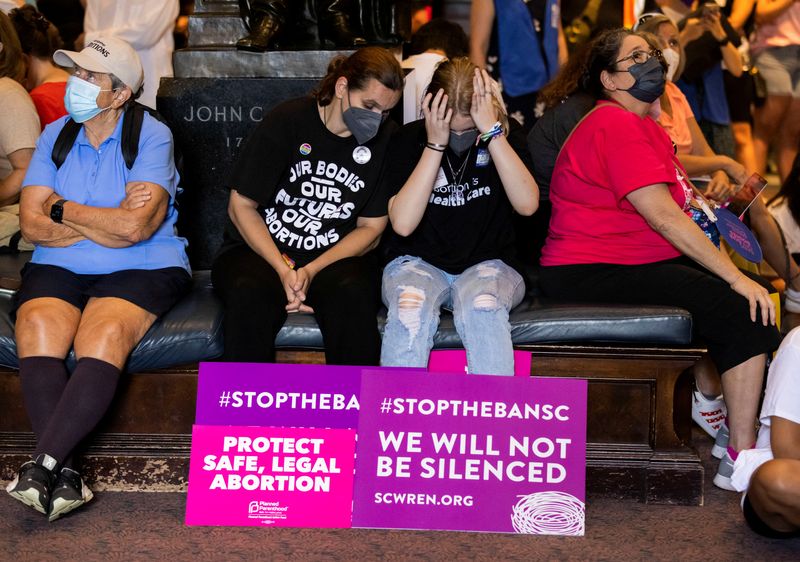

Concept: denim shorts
[[754, 45, 800, 98]]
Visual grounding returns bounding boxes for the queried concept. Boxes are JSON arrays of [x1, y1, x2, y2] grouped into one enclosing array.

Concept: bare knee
[[749, 460, 800, 531], [752, 461, 800, 500], [15, 300, 80, 357], [73, 317, 140, 366], [473, 293, 499, 311], [731, 123, 752, 144], [395, 286, 426, 340]]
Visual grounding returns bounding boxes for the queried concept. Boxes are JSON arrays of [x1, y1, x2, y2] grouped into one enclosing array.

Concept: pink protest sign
[[351, 370, 587, 535], [185, 425, 355, 527], [427, 350, 532, 377]]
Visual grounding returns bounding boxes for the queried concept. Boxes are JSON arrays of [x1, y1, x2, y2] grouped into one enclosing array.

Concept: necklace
[[444, 146, 472, 187]]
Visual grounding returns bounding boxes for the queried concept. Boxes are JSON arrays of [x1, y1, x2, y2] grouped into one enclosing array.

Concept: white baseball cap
[[54, 36, 144, 93]]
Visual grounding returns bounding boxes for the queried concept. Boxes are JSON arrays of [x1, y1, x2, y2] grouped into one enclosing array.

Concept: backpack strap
[[51, 119, 82, 170], [121, 103, 146, 170], [51, 106, 144, 170], [51, 103, 181, 176]]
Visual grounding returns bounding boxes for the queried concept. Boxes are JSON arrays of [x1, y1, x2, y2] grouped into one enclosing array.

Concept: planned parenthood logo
[[248, 500, 289, 523]]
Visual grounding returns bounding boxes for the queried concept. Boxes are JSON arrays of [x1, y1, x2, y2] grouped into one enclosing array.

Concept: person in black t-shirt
[[380, 58, 539, 376], [211, 47, 403, 365]]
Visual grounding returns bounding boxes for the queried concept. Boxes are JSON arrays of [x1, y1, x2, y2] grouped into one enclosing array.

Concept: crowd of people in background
[[0, 0, 798, 539]]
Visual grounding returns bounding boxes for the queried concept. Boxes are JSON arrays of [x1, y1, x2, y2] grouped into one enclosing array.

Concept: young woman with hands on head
[[380, 58, 538, 376]]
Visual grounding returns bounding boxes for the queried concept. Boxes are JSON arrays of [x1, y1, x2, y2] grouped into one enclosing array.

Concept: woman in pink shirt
[[538, 28, 781, 492]]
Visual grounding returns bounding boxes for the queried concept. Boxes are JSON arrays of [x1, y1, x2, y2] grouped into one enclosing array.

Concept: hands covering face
[[422, 68, 502, 144], [470, 68, 501, 134]]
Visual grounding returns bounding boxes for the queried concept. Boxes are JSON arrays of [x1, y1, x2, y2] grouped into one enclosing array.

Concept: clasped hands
[[280, 266, 314, 314]]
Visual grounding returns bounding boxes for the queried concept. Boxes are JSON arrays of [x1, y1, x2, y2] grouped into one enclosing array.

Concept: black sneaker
[[5, 453, 59, 515], [48, 467, 93, 522]]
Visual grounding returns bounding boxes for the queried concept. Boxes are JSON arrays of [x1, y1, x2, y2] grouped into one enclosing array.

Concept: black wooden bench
[[0, 257, 704, 505]]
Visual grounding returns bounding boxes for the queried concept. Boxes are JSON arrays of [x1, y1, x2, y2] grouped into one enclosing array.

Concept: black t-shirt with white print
[[382, 119, 533, 275], [221, 96, 397, 267]]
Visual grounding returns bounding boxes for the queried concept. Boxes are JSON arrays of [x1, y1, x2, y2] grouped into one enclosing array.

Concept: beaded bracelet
[[480, 121, 504, 143], [425, 142, 446, 152]]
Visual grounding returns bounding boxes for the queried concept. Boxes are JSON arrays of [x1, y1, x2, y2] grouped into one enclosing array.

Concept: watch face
[[50, 200, 64, 223]]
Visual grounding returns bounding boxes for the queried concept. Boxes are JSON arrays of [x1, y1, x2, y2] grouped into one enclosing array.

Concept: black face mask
[[449, 128, 479, 154], [341, 92, 383, 145], [617, 56, 666, 103]]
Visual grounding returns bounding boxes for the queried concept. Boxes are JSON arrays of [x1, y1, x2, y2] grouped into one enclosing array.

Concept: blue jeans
[[380, 256, 525, 375]]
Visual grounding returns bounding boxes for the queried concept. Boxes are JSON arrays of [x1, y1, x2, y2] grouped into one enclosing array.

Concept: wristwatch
[[50, 199, 67, 223], [717, 36, 730, 47]]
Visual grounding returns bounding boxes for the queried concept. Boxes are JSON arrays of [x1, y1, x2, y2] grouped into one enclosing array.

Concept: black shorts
[[13, 263, 192, 318], [742, 493, 800, 539]]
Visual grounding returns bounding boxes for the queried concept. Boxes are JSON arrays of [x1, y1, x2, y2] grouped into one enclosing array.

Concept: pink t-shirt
[[541, 101, 692, 267], [752, 4, 800, 52], [657, 82, 695, 155]]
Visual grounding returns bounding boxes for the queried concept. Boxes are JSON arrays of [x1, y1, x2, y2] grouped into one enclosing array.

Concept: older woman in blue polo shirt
[[5, 36, 190, 521]]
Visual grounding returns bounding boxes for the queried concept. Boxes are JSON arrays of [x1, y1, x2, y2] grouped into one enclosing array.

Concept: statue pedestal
[[159, 0, 403, 266], [173, 47, 357, 78], [157, 77, 318, 268]]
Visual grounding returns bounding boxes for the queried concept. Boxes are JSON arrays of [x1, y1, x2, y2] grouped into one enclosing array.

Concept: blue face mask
[[64, 75, 114, 123]]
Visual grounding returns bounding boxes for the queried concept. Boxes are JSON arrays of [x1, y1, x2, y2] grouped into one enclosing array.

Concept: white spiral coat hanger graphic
[[510, 491, 585, 535]]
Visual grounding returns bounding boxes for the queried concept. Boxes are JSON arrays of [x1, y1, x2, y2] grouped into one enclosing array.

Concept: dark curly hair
[[580, 28, 639, 99], [9, 5, 63, 59]]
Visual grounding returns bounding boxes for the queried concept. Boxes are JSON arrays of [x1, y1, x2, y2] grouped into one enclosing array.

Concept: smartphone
[[726, 172, 768, 219]]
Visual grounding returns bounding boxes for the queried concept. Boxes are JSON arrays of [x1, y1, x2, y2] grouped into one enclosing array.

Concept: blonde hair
[[426, 57, 509, 134], [636, 17, 685, 82]]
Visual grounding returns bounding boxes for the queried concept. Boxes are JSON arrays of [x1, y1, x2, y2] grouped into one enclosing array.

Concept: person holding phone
[[380, 58, 538, 376], [640, 13, 800, 311]]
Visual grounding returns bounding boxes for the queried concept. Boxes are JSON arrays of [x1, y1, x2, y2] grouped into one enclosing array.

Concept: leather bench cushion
[[0, 267, 693, 371], [0, 270, 224, 372], [276, 300, 694, 349]]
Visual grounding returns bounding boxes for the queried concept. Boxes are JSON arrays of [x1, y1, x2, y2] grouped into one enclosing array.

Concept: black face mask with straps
[[617, 56, 666, 103]]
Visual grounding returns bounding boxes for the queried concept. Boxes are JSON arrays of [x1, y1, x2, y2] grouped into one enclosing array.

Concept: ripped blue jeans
[[380, 256, 525, 376]]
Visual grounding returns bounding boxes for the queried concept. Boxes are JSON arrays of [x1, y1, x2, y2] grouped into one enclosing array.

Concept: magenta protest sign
[[195, 362, 363, 428], [351, 371, 587, 534], [185, 425, 355, 527], [427, 350, 532, 376]]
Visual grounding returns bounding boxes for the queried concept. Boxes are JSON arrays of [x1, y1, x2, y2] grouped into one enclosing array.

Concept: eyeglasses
[[73, 67, 105, 85], [613, 49, 662, 67]]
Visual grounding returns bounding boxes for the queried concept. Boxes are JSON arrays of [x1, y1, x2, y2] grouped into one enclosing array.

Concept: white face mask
[[662, 48, 680, 82]]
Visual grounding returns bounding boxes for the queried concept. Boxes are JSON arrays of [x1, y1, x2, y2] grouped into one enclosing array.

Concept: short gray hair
[[109, 72, 141, 108]]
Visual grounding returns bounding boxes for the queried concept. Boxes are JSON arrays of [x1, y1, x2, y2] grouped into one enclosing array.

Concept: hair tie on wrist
[[425, 142, 446, 152], [479, 122, 503, 144]]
